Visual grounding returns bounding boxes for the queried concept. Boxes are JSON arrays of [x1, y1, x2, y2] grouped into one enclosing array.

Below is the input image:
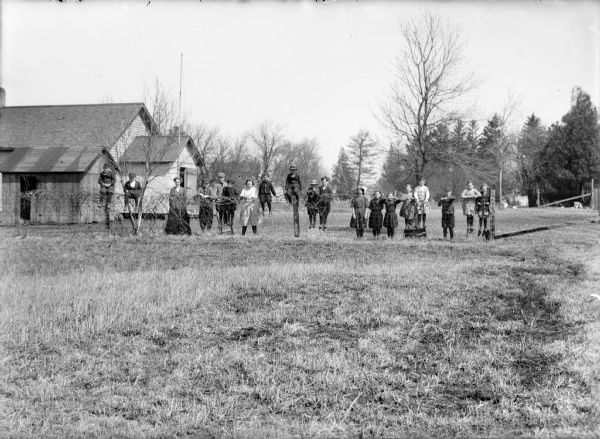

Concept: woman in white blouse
[[413, 178, 430, 229], [239, 179, 261, 235]]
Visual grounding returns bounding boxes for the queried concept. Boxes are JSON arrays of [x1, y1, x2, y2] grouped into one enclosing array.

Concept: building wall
[[0, 172, 104, 225], [108, 113, 150, 163], [121, 143, 200, 214], [0, 173, 19, 225], [108, 112, 151, 197]]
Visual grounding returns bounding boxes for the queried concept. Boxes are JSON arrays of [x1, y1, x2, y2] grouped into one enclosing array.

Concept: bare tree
[[379, 12, 475, 181], [274, 138, 325, 188], [191, 124, 220, 181], [113, 80, 189, 234], [250, 121, 287, 176]]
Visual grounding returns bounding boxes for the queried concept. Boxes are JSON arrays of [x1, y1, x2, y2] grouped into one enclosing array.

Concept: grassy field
[[1, 206, 599, 438]]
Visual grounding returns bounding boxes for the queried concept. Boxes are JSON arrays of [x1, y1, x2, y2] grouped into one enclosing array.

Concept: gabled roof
[[0, 103, 154, 172], [0, 103, 152, 150], [120, 135, 201, 165], [0, 146, 101, 173]]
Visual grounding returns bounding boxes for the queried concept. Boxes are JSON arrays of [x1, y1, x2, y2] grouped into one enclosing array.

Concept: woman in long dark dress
[[383, 193, 402, 239], [367, 191, 384, 239], [350, 187, 368, 238], [165, 177, 191, 235]]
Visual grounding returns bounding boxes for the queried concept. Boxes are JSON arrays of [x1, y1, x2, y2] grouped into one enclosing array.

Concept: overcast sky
[[2, 0, 599, 169]]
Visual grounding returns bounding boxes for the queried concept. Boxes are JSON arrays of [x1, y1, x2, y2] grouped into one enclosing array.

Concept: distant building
[[0, 90, 201, 225]]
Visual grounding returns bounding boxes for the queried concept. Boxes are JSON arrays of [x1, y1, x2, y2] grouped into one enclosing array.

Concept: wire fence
[[4, 188, 597, 241], [2, 189, 338, 237]]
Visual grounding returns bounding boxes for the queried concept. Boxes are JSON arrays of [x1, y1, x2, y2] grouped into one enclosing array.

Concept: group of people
[[349, 179, 493, 240], [99, 163, 493, 240], [164, 165, 334, 236]]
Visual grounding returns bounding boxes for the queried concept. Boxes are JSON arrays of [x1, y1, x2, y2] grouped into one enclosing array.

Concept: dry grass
[[0, 206, 599, 438]]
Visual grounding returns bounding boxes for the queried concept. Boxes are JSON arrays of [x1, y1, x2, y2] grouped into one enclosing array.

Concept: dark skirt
[[350, 210, 367, 229], [383, 212, 398, 229], [165, 207, 191, 235], [369, 210, 384, 229], [199, 205, 213, 228]]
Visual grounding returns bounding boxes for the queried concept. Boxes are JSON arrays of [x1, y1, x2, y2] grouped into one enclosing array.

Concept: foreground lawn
[[1, 209, 599, 438]]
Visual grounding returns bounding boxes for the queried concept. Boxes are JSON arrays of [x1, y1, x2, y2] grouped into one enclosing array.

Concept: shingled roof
[[120, 135, 201, 165], [0, 147, 101, 173], [0, 103, 153, 172]]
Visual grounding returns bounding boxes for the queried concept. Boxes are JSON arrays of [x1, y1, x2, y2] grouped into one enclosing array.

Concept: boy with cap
[[437, 189, 456, 240], [318, 176, 333, 232], [305, 179, 320, 228], [285, 165, 302, 205], [258, 174, 277, 216]]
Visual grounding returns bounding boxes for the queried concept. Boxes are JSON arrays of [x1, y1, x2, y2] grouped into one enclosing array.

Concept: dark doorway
[[179, 168, 185, 187], [20, 176, 37, 220]]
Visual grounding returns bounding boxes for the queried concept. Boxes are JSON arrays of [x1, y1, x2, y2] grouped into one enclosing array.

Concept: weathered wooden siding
[[0, 174, 19, 225], [108, 113, 150, 163], [0, 172, 107, 225]]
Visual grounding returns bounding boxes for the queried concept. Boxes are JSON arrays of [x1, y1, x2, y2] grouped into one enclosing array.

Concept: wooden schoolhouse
[[0, 88, 201, 225]]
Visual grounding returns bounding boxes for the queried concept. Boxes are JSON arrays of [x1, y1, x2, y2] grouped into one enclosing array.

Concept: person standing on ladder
[[98, 164, 116, 227], [285, 165, 302, 206]]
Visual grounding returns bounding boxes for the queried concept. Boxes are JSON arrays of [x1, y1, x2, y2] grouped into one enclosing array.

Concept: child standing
[[400, 184, 416, 230], [305, 179, 320, 229], [437, 189, 456, 240], [476, 183, 492, 240], [318, 176, 333, 232], [383, 193, 402, 239], [367, 191, 384, 238], [461, 181, 481, 235], [350, 187, 368, 238], [414, 178, 430, 229]]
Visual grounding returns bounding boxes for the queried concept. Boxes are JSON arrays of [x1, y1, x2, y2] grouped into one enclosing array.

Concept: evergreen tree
[[380, 142, 411, 193], [346, 130, 378, 187], [540, 87, 600, 198], [517, 114, 547, 205], [331, 148, 356, 199]]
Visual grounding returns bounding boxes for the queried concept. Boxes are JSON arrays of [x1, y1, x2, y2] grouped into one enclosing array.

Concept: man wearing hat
[[258, 173, 277, 216], [285, 165, 302, 205], [318, 176, 333, 232], [305, 179, 320, 228], [123, 172, 143, 213], [98, 163, 116, 208], [197, 179, 214, 232], [213, 172, 226, 233]]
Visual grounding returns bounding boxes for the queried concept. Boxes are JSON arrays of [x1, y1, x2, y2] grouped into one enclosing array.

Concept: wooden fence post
[[490, 189, 496, 239], [293, 199, 300, 237]]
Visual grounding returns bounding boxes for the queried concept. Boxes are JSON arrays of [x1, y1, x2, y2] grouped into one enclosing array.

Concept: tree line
[[136, 11, 599, 207]]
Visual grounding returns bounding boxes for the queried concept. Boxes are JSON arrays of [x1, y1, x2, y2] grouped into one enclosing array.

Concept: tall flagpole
[[178, 52, 183, 148]]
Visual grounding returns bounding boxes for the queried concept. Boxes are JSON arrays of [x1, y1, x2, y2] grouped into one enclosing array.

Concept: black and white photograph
[[0, 0, 599, 437]]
